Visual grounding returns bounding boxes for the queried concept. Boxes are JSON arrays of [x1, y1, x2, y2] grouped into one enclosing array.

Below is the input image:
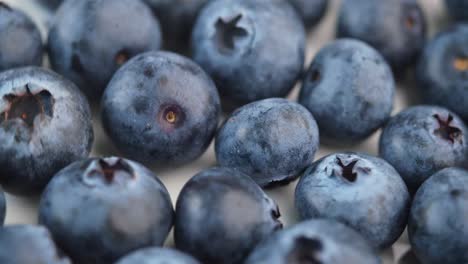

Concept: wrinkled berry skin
[[379, 106, 468, 191], [295, 152, 410, 249], [0, 189, 5, 225], [0, 67, 93, 196], [143, 0, 207, 52], [245, 219, 380, 264], [446, 0, 468, 20], [48, 0, 162, 100], [215, 98, 319, 187], [299, 39, 394, 145], [116, 247, 201, 264], [0, 225, 71, 264], [417, 24, 468, 122], [38, 157, 174, 264], [289, 0, 328, 28], [175, 167, 282, 264], [337, 0, 426, 71], [192, 0, 306, 110], [0, 3, 43, 71], [101, 51, 220, 166], [408, 167, 468, 264]]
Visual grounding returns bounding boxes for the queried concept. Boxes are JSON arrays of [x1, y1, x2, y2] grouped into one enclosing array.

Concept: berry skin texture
[[0, 3, 43, 71], [101, 51, 220, 166], [408, 167, 468, 264], [379, 105, 468, 192], [0, 225, 71, 264], [446, 0, 468, 21], [175, 167, 282, 264], [116, 247, 201, 264], [38, 157, 174, 264], [288, 0, 329, 28], [299, 39, 395, 145], [295, 152, 410, 249], [337, 0, 426, 71], [215, 98, 319, 187], [245, 219, 380, 264], [417, 24, 468, 122], [143, 0, 208, 52], [192, 0, 306, 110], [48, 0, 162, 100], [0, 67, 94, 196]]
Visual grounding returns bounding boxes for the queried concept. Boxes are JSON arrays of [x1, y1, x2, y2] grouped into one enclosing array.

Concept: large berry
[[299, 39, 394, 145], [295, 152, 410, 249], [101, 51, 220, 166], [48, 0, 162, 99], [379, 105, 468, 191], [38, 157, 174, 264], [408, 167, 468, 264], [175, 167, 282, 264], [192, 0, 306, 109], [216, 98, 319, 187], [0, 67, 93, 195]]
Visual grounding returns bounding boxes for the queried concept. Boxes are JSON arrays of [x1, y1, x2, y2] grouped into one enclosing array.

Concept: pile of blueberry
[[0, 0, 467, 263]]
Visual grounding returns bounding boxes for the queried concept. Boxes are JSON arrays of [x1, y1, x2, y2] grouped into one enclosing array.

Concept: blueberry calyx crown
[[214, 14, 248, 54], [0, 84, 53, 128], [287, 236, 323, 264], [83, 158, 135, 186], [336, 157, 358, 182], [433, 114, 462, 144]]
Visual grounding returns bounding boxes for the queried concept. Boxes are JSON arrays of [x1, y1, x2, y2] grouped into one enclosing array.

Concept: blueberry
[[101, 51, 220, 166], [116, 247, 201, 264], [0, 67, 93, 196], [0, 3, 43, 71], [299, 39, 395, 145], [245, 219, 380, 264], [215, 98, 319, 187], [408, 167, 468, 264], [48, 0, 162, 100], [0, 188, 5, 225], [379, 105, 468, 191], [417, 24, 468, 122], [288, 0, 329, 28], [0, 225, 71, 264], [174, 167, 282, 264], [446, 0, 468, 21], [295, 152, 410, 249], [192, 0, 306, 110], [38, 157, 174, 264], [337, 0, 426, 72], [143, 0, 207, 52]]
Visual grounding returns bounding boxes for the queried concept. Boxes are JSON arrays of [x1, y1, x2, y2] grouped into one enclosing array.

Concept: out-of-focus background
[[1, 0, 453, 263]]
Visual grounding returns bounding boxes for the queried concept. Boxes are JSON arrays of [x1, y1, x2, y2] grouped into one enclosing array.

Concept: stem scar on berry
[[433, 114, 462, 144], [158, 103, 185, 131], [214, 14, 248, 54], [453, 57, 468, 71], [0, 84, 53, 128]]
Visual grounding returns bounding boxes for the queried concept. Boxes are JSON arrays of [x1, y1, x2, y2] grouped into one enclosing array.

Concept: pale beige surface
[[2, 0, 453, 263]]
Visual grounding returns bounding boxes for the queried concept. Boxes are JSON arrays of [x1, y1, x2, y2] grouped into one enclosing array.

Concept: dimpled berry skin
[[379, 105, 468, 192], [48, 0, 162, 99], [337, 0, 426, 71], [245, 219, 380, 264], [288, 0, 329, 28], [295, 152, 410, 249], [116, 247, 201, 264], [101, 51, 220, 166], [38, 157, 174, 264], [192, 0, 306, 110], [417, 24, 468, 122], [0, 3, 43, 71], [446, 0, 468, 21], [0, 67, 93, 196], [0, 225, 71, 264], [299, 39, 394, 145], [175, 167, 282, 264], [409, 168, 468, 264], [215, 98, 319, 187]]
